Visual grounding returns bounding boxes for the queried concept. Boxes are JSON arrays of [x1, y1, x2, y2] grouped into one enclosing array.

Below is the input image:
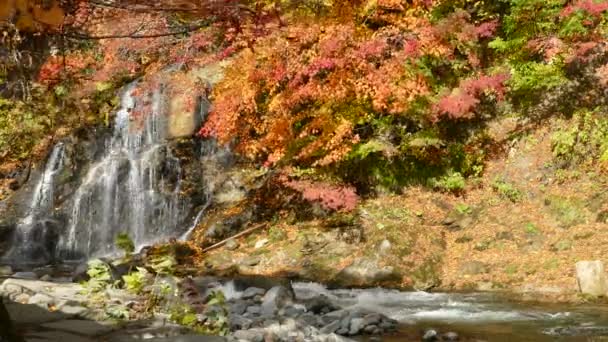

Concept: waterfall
[[56, 81, 185, 260], [4, 143, 65, 263]]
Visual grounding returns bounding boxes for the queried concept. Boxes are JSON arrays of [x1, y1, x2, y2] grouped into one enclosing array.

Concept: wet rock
[[225, 239, 239, 251], [303, 294, 338, 314], [422, 329, 439, 341], [241, 287, 266, 300], [460, 261, 488, 275], [575, 260, 608, 297], [364, 325, 378, 334], [279, 304, 306, 318], [349, 317, 365, 335]]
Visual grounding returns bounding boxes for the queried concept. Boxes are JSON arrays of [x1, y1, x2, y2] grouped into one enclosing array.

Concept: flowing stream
[[292, 282, 608, 341]]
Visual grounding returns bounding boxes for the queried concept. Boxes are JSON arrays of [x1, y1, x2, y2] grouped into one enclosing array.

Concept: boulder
[[576, 260, 608, 297], [334, 258, 398, 287], [261, 286, 293, 316]]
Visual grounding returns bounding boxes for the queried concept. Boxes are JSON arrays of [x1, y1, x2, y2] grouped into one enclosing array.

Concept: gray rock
[[13, 272, 38, 279], [241, 256, 261, 267], [225, 239, 239, 251], [321, 320, 341, 334], [25, 331, 95, 342], [261, 286, 292, 316], [230, 316, 253, 330], [230, 301, 248, 315], [241, 287, 266, 299], [6, 303, 69, 324], [336, 328, 348, 335], [422, 329, 439, 341], [348, 317, 365, 335], [576, 260, 608, 297], [363, 313, 382, 326], [364, 324, 378, 334], [280, 304, 306, 318], [246, 305, 262, 315], [460, 261, 488, 275], [335, 258, 397, 286], [304, 294, 337, 314], [144, 336, 225, 342], [39, 274, 52, 282], [233, 330, 264, 342], [442, 331, 460, 341], [0, 265, 13, 276], [41, 319, 115, 336]]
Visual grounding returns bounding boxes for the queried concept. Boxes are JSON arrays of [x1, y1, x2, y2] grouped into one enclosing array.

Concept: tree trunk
[[0, 301, 24, 342]]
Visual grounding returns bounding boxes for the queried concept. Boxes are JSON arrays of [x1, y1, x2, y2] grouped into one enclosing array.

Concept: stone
[[304, 295, 337, 314], [0, 265, 13, 276], [348, 317, 365, 335], [261, 286, 292, 316], [41, 319, 115, 336], [39, 274, 52, 282], [280, 304, 305, 318], [230, 316, 254, 330], [25, 331, 95, 342], [13, 272, 38, 279], [422, 329, 439, 341], [241, 287, 266, 299], [363, 325, 378, 334], [246, 305, 262, 315], [233, 330, 264, 342], [27, 293, 55, 306], [5, 303, 69, 324], [362, 313, 382, 326], [241, 256, 261, 267], [144, 336, 225, 342], [335, 258, 397, 286], [230, 301, 248, 315], [442, 332, 460, 341], [460, 261, 489, 275], [320, 320, 341, 334], [225, 239, 239, 251], [378, 240, 391, 255], [576, 260, 608, 297], [254, 239, 269, 249], [495, 231, 514, 240]]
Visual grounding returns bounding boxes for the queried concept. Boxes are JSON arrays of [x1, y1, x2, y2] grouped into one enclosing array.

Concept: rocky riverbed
[[0, 270, 399, 342]]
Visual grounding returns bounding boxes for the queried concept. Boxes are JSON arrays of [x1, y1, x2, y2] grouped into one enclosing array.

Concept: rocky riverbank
[[0, 273, 400, 342]]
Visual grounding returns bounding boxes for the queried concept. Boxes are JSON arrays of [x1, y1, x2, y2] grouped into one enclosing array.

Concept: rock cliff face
[[0, 63, 237, 267]]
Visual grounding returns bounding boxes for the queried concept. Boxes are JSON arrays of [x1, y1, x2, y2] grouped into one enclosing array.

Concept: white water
[[5, 143, 65, 261], [57, 82, 184, 259], [291, 282, 574, 324]]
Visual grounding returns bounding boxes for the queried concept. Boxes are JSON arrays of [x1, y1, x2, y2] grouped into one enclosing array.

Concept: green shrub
[[115, 232, 135, 258], [492, 179, 523, 202], [430, 171, 466, 194]]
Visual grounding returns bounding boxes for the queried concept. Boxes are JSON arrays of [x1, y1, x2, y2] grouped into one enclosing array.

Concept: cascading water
[[4, 143, 65, 263], [56, 81, 186, 260]]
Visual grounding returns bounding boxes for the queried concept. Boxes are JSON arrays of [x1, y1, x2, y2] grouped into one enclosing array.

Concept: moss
[[411, 254, 442, 291]]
